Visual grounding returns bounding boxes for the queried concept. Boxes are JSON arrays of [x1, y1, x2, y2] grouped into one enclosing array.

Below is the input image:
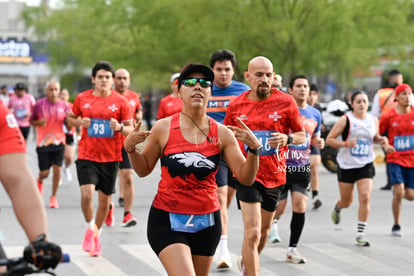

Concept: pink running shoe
[[49, 196, 59, 208], [105, 202, 115, 226], [37, 180, 43, 195], [90, 235, 102, 257], [82, 228, 95, 252], [121, 213, 137, 227]]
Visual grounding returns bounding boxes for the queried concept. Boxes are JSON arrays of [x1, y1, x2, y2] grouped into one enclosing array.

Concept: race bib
[[15, 108, 27, 119], [87, 118, 114, 138], [246, 130, 278, 156], [169, 213, 215, 233], [394, 135, 414, 151], [350, 139, 370, 157]]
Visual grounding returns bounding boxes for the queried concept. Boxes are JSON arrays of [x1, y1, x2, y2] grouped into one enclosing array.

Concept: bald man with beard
[[113, 68, 143, 227], [224, 56, 305, 275]]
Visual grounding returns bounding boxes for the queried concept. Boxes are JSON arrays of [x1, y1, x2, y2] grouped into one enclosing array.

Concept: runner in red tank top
[[124, 63, 260, 276], [67, 61, 133, 257]]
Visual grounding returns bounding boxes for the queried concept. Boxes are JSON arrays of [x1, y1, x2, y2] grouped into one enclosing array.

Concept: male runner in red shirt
[[157, 72, 182, 119], [379, 83, 414, 237], [30, 80, 70, 208], [224, 56, 305, 275], [114, 68, 143, 227], [67, 61, 133, 257]]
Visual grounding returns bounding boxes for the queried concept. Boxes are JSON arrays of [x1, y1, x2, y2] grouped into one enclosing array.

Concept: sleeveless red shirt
[[152, 113, 221, 214]]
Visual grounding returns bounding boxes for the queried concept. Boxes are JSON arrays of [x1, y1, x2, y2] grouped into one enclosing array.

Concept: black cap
[[14, 82, 27, 91], [178, 63, 214, 89]]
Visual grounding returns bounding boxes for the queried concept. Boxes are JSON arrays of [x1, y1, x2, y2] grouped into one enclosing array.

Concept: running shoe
[[215, 246, 232, 269], [312, 197, 322, 210], [331, 206, 341, 225], [49, 196, 59, 208], [37, 180, 43, 195], [237, 257, 247, 276], [121, 213, 137, 227], [105, 202, 115, 226], [355, 234, 370, 247], [391, 224, 403, 237], [82, 228, 95, 252], [64, 167, 73, 182], [118, 197, 125, 207], [286, 248, 306, 264], [380, 184, 392, 190], [90, 235, 102, 257], [269, 220, 282, 243]]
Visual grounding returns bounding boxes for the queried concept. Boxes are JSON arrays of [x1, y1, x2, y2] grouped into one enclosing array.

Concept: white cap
[[275, 74, 283, 81], [170, 73, 180, 83], [326, 99, 349, 114]]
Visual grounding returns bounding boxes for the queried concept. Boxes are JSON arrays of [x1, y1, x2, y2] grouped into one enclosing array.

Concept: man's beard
[[256, 86, 271, 99]]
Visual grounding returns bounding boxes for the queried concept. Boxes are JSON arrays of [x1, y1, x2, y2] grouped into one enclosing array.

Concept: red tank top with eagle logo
[[153, 113, 221, 214]]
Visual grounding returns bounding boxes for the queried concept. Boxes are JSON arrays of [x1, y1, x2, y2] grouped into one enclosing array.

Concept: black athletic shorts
[[36, 144, 65, 171], [76, 159, 119, 195], [65, 134, 74, 146], [215, 160, 237, 189], [280, 167, 311, 200], [337, 162, 375, 183], [19, 126, 30, 140], [119, 147, 132, 169], [236, 180, 283, 212], [147, 206, 221, 256], [310, 145, 321, 155]]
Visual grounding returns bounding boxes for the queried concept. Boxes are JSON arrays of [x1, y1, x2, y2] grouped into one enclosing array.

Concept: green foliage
[[23, 0, 414, 91]]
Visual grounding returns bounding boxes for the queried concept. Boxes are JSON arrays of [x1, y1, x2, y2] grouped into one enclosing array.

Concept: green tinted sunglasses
[[182, 78, 212, 88]]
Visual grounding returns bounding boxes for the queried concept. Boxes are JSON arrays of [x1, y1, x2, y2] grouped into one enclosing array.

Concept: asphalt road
[[1, 137, 413, 275]]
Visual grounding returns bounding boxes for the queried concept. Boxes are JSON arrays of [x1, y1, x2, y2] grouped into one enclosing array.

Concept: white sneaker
[[215, 246, 232, 269], [286, 248, 306, 264], [269, 220, 281, 243], [355, 234, 370, 247], [64, 167, 73, 182]]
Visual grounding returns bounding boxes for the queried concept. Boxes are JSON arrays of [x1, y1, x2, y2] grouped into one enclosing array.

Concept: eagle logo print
[[163, 152, 219, 182], [170, 152, 216, 169]]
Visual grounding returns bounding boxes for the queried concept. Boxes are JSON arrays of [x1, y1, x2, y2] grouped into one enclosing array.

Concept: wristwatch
[[287, 134, 293, 145], [248, 144, 263, 156]]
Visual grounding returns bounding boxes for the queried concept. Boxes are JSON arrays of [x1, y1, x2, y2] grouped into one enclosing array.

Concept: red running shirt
[[72, 89, 132, 162], [118, 89, 142, 143], [119, 90, 142, 117], [157, 94, 183, 119], [379, 107, 414, 167], [153, 113, 221, 214], [224, 88, 304, 188], [0, 101, 26, 155]]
